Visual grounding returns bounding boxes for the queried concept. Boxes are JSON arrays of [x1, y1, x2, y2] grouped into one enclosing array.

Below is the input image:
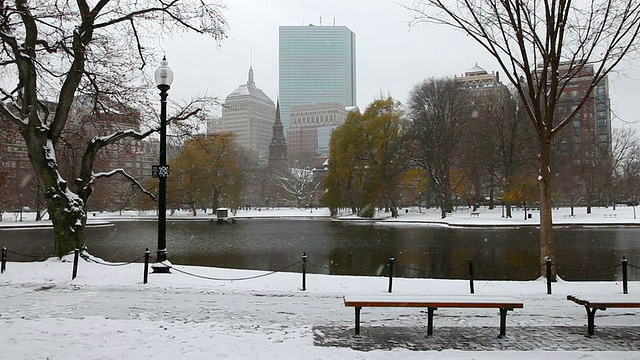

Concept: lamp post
[[151, 56, 173, 273]]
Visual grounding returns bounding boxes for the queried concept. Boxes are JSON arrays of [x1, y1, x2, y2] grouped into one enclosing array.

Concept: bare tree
[[406, 78, 468, 218], [401, 0, 640, 277], [0, 0, 227, 257], [612, 128, 640, 203], [272, 167, 320, 208], [490, 89, 538, 217]]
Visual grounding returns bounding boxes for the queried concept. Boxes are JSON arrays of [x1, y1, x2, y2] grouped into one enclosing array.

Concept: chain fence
[[80, 252, 146, 267], [2, 245, 640, 294], [5, 249, 41, 259], [169, 261, 301, 281]]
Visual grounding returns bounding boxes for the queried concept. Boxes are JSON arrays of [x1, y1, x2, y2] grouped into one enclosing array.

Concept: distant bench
[[470, 212, 480, 217], [563, 214, 576, 218], [567, 295, 640, 336], [604, 214, 617, 218], [343, 295, 523, 338]]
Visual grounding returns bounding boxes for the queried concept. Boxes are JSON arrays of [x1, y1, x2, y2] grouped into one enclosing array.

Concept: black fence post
[[1, 247, 7, 274], [388, 256, 394, 293], [1, 247, 7, 273], [144, 248, 150, 284], [468, 259, 475, 294], [622, 256, 628, 294], [72, 248, 79, 280], [302, 252, 307, 291], [546, 257, 552, 295]]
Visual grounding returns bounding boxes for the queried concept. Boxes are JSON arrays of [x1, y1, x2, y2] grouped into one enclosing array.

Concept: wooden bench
[[603, 214, 617, 218], [343, 295, 523, 338], [562, 214, 576, 218], [470, 212, 480, 217], [567, 295, 640, 336]]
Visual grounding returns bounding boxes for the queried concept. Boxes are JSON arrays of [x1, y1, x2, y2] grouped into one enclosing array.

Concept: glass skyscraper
[[279, 25, 356, 133]]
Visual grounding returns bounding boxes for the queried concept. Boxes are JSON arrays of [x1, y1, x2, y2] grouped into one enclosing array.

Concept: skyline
[[159, 0, 640, 129]]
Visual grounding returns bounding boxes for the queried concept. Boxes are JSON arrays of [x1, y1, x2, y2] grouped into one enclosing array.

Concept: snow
[[2, 207, 640, 358], [1, 254, 639, 359], [3, 205, 640, 227], [44, 139, 57, 169]]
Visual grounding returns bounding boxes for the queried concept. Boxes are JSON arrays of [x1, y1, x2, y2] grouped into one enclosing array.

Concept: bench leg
[[498, 308, 509, 338], [354, 306, 361, 336], [427, 307, 437, 337], [585, 306, 599, 337]]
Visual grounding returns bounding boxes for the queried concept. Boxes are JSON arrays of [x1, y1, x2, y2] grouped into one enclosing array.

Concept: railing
[[2, 246, 639, 295]]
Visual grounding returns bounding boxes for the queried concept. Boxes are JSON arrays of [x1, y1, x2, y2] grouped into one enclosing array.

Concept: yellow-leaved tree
[[167, 133, 243, 215], [325, 97, 406, 218]]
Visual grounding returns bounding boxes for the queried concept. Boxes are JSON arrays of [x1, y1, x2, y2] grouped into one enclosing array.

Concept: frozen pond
[[1, 219, 639, 281]]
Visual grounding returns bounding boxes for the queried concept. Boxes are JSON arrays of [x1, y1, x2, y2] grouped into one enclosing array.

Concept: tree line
[[325, 85, 640, 220]]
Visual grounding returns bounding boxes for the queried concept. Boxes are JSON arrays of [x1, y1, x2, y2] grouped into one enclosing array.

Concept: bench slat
[[567, 295, 640, 308], [344, 295, 523, 309], [344, 294, 523, 338]]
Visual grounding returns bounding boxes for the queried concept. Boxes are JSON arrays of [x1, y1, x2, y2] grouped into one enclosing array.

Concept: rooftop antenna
[[333, 17, 336, 26], [247, 46, 255, 86], [320, 15, 322, 26]]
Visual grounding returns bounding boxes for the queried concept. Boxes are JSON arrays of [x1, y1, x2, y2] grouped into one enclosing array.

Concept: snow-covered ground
[[2, 206, 640, 359], [1, 255, 640, 359], [3, 204, 640, 227]]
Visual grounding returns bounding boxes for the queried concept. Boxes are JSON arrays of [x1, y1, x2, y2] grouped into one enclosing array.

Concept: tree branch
[[92, 168, 156, 201]]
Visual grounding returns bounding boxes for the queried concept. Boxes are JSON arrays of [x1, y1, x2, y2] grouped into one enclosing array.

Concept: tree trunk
[[390, 202, 398, 218], [212, 188, 221, 211], [49, 196, 85, 257], [443, 187, 454, 213], [25, 129, 86, 257], [35, 188, 44, 221], [539, 139, 556, 279]]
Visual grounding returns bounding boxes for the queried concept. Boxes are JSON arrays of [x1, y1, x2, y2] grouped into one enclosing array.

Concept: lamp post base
[[151, 260, 172, 274]]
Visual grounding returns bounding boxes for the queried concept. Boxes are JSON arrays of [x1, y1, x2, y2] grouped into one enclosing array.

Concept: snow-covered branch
[[92, 168, 156, 200]]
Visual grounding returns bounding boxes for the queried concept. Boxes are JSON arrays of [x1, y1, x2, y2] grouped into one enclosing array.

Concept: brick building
[[0, 97, 163, 213]]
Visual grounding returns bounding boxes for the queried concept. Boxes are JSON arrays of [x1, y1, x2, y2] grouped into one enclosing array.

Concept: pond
[[1, 219, 639, 281]]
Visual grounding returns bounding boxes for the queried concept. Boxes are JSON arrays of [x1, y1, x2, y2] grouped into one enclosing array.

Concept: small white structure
[[215, 208, 236, 224]]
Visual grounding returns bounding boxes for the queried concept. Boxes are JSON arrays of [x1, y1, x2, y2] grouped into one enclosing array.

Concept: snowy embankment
[[1, 257, 640, 359], [4, 205, 640, 228]]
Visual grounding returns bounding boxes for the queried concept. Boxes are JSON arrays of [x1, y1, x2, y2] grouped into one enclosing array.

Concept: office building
[[554, 64, 612, 161], [454, 63, 510, 102], [220, 67, 275, 158], [279, 25, 356, 135], [287, 103, 354, 161]]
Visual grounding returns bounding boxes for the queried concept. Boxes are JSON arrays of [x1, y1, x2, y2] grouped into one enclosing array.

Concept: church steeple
[[268, 99, 287, 170], [273, 100, 283, 132]]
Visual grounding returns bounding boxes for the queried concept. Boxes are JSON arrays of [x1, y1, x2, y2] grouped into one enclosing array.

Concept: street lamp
[[151, 56, 173, 273]]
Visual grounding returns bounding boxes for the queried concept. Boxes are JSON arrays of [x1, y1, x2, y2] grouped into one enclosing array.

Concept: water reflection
[[0, 219, 639, 281]]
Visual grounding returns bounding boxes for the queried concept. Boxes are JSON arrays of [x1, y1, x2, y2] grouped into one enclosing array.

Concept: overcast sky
[[159, 0, 640, 128]]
